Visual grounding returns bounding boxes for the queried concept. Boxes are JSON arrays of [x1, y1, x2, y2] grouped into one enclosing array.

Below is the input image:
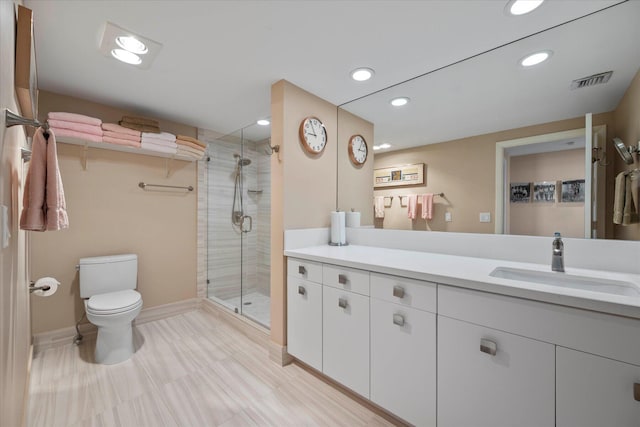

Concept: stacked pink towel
[[46, 112, 102, 143], [101, 123, 141, 148], [141, 131, 177, 155]]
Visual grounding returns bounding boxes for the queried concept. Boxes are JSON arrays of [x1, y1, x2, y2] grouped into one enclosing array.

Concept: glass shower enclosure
[[206, 122, 271, 328]]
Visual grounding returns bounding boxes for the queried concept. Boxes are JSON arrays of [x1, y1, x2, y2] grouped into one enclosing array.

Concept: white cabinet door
[[438, 316, 555, 427], [370, 298, 436, 426], [557, 346, 640, 427], [287, 277, 322, 371], [323, 286, 370, 398]]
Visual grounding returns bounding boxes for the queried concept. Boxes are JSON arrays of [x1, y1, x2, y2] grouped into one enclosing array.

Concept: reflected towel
[[20, 128, 69, 231], [119, 121, 161, 133], [48, 127, 103, 143], [103, 136, 141, 148], [121, 115, 159, 126], [421, 193, 434, 220], [176, 135, 206, 148], [141, 141, 177, 154], [142, 131, 176, 142], [176, 139, 206, 151], [47, 112, 101, 126], [102, 123, 141, 137], [614, 171, 627, 224], [140, 138, 178, 148], [176, 147, 205, 160], [374, 196, 385, 219], [176, 145, 205, 156], [47, 119, 103, 136], [103, 130, 140, 142], [407, 195, 418, 219]]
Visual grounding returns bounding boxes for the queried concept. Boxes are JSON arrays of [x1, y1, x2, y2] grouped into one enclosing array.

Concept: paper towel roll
[[346, 211, 361, 228], [32, 277, 60, 297], [330, 211, 346, 245]]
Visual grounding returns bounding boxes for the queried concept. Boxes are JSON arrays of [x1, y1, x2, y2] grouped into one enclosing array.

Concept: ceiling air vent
[[570, 71, 613, 90]]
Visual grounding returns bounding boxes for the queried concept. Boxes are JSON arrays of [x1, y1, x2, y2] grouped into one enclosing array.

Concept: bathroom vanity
[[284, 230, 640, 427]]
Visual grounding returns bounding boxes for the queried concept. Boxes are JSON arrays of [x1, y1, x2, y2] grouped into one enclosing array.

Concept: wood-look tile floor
[[27, 309, 395, 427]]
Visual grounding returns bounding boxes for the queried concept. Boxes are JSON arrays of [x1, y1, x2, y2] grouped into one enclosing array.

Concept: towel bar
[[138, 182, 193, 192]]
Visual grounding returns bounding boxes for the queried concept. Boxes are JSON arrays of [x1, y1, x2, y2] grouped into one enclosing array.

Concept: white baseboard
[[33, 298, 201, 353]]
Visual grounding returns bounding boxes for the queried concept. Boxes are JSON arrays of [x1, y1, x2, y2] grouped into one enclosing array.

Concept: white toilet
[[79, 254, 143, 365]]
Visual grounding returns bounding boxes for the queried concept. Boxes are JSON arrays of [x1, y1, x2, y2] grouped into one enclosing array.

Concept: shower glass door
[[206, 122, 271, 329]]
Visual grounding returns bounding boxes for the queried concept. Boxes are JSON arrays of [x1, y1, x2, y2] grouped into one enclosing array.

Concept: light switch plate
[[445, 212, 452, 222], [480, 212, 491, 223]]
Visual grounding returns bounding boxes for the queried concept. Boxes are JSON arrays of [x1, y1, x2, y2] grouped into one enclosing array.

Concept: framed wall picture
[[510, 182, 531, 203], [373, 163, 425, 188], [15, 5, 38, 122], [561, 179, 585, 202], [533, 181, 557, 202]]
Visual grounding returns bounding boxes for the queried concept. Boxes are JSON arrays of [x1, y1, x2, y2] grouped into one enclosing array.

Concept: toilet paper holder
[[29, 281, 51, 293]]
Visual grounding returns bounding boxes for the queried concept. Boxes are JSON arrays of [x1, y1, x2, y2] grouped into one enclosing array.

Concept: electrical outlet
[[445, 212, 452, 222], [480, 212, 491, 223]]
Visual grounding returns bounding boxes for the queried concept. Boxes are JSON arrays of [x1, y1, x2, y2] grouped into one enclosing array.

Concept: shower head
[[612, 137, 637, 165], [233, 153, 252, 166]]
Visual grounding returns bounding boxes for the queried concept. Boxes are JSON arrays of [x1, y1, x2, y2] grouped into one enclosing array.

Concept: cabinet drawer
[[287, 257, 322, 284], [371, 299, 436, 426], [557, 347, 640, 427], [322, 264, 369, 296], [438, 315, 555, 427], [439, 285, 640, 366], [370, 272, 436, 313], [323, 286, 370, 398], [287, 278, 322, 371]]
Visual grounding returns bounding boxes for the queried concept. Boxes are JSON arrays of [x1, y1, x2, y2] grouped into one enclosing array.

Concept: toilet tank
[[79, 254, 138, 298]]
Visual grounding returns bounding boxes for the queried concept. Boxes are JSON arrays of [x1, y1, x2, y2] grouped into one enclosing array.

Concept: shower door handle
[[241, 215, 253, 233]]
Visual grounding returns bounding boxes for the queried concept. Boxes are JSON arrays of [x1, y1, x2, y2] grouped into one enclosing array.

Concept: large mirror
[[337, 1, 640, 240]]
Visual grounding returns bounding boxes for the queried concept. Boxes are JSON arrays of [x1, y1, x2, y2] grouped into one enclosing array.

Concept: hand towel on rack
[[374, 196, 385, 219], [47, 112, 102, 126], [614, 171, 639, 225], [103, 130, 141, 142], [103, 136, 141, 148], [142, 131, 176, 142], [20, 128, 69, 231], [421, 193, 434, 220], [47, 127, 103, 143], [46, 119, 103, 136], [176, 135, 206, 148], [407, 195, 418, 219], [102, 123, 142, 137]]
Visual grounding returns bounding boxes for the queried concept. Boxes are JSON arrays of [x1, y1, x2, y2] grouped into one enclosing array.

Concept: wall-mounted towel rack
[[5, 108, 49, 134], [138, 182, 193, 192], [398, 193, 445, 207]]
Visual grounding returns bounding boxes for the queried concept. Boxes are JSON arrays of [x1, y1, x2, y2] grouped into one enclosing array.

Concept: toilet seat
[[86, 289, 142, 315]]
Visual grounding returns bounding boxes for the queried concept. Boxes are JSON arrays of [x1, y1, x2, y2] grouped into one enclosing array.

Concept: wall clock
[[299, 116, 327, 154], [348, 134, 368, 166]]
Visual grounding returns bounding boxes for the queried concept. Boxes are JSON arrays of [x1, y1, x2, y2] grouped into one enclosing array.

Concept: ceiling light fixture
[[390, 97, 410, 107], [99, 22, 162, 69], [115, 36, 148, 55], [111, 49, 142, 65], [520, 50, 552, 67], [351, 67, 375, 82], [257, 119, 270, 126], [505, 0, 544, 16]]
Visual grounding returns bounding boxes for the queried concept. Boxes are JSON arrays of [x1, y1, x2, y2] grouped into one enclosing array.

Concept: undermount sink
[[489, 267, 640, 297]]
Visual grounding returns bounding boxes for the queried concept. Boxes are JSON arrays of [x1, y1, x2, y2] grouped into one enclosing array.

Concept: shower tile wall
[[200, 131, 270, 303]]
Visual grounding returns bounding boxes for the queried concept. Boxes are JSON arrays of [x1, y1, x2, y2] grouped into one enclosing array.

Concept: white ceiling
[[24, 0, 628, 139]]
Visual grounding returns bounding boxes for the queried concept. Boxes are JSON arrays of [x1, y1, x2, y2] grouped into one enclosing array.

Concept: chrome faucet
[[552, 232, 565, 272]]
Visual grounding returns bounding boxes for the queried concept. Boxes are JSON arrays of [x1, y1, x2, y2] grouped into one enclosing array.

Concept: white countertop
[[285, 244, 640, 319]]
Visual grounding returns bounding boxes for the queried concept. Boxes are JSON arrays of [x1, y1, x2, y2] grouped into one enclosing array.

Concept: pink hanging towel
[[44, 129, 69, 230], [421, 193, 434, 220], [407, 195, 418, 219]]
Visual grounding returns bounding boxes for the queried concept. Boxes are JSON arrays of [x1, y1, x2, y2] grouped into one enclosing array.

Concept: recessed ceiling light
[[505, 0, 544, 16], [520, 50, 552, 67], [351, 67, 374, 82], [111, 49, 142, 65], [390, 97, 410, 107], [115, 36, 148, 55], [257, 119, 270, 126]]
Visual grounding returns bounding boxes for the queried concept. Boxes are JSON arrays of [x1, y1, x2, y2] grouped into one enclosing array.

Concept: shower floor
[[221, 291, 271, 329]]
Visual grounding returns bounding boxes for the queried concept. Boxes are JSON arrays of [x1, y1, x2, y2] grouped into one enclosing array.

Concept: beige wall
[[31, 92, 198, 334], [509, 149, 584, 238], [374, 113, 612, 233], [1, 1, 32, 425], [611, 68, 640, 240], [337, 108, 374, 225]]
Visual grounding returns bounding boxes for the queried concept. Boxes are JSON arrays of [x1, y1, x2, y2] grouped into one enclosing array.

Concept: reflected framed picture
[[533, 181, 557, 202], [510, 182, 531, 203], [561, 179, 585, 202], [374, 163, 425, 188], [15, 5, 38, 123]]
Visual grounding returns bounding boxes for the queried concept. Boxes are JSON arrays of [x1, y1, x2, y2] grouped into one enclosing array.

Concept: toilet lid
[[87, 290, 142, 315]]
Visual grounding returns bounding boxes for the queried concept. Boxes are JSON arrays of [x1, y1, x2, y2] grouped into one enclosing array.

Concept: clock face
[[348, 135, 368, 165], [299, 116, 327, 154]]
